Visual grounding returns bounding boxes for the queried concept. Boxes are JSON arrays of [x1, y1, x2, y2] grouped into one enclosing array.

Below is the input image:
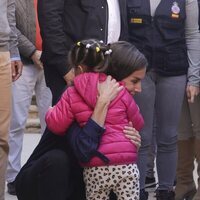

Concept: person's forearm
[[185, 0, 200, 86], [91, 97, 110, 127]]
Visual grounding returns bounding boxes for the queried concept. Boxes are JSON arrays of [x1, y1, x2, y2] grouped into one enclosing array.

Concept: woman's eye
[[132, 80, 138, 84]]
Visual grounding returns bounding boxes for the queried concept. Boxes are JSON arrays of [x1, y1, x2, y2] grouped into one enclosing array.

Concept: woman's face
[[122, 68, 146, 95]]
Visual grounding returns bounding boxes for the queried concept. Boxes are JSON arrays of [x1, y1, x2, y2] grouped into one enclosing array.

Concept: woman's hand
[[92, 76, 123, 127], [98, 75, 123, 104], [123, 122, 141, 151]]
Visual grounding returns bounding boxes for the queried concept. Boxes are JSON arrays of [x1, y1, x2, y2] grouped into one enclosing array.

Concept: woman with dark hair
[[15, 40, 144, 200], [45, 39, 147, 200]]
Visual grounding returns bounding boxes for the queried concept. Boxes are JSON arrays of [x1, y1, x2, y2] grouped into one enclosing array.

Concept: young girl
[[45, 39, 147, 200]]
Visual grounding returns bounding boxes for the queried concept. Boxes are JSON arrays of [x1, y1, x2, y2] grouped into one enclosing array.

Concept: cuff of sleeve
[[10, 48, 20, 60], [11, 56, 21, 61], [58, 64, 71, 77], [84, 118, 105, 138], [187, 82, 200, 87], [28, 48, 37, 59]]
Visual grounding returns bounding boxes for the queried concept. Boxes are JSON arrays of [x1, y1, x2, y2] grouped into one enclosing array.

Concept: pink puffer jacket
[[46, 72, 144, 167]]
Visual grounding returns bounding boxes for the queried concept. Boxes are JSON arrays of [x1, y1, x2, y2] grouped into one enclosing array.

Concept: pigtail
[[68, 39, 110, 73]]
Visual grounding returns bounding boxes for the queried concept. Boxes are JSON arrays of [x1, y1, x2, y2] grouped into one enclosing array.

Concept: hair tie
[[96, 47, 100, 52], [86, 44, 91, 49], [105, 49, 112, 55]]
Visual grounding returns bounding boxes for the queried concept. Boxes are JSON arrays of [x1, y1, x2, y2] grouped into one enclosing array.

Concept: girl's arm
[[45, 89, 74, 135]]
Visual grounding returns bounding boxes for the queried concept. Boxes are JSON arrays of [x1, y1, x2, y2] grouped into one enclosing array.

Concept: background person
[[175, 93, 200, 200], [127, 0, 200, 199], [145, 119, 157, 192], [175, 1, 200, 198], [6, 0, 52, 195], [38, 0, 129, 104], [0, 0, 22, 199]]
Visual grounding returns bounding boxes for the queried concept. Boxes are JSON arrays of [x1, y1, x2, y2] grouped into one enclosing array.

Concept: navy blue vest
[[127, 0, 189, 76]]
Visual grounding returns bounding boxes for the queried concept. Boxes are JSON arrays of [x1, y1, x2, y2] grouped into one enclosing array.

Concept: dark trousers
[[16, 149, 85, 200], [16, 148, 117, 200], [43, 66, 67, 105]]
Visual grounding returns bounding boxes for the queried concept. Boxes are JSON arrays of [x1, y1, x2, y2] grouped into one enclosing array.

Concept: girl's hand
[[98, 76, 123, 104], [123, 122, 141, 151]]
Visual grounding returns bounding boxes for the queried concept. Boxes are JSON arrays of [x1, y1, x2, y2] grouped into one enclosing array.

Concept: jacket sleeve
[[7, 0, 20, 59], [125, 95, 144, 131], [0, 0, 10, 50], [16, 28, 36, 58], [67, 118, 105, 162], [45, 89, 74, 135], [38, 0, 72, 77]]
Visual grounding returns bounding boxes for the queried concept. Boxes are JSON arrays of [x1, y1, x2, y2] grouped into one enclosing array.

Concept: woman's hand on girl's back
[[123, 122, 141, 150], [98, 75, 123, 104]]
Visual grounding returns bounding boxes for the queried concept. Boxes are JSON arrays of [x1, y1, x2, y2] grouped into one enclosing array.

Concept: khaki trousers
[[0, 51, 11, 200]]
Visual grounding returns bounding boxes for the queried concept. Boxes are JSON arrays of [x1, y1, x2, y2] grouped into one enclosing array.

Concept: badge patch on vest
[[130, 18, 143, 24], [171, 2, 180, 18]]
